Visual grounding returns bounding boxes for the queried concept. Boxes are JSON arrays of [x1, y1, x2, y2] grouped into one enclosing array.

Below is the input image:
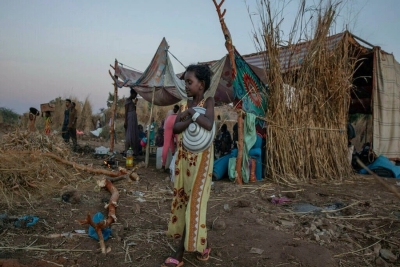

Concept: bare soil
[[1, 137, 400, 267]]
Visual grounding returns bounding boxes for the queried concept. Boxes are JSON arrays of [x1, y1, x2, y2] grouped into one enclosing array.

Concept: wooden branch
[[235, 110, 244, 185], [110, 60, 118, 152], [212, 0, 236, 78], [212, 0, 226, 19], [14, 151, 139, 179], [77, 178, 119, 254], [356, 158, 400, 200], [41, 152, 128, 177], [145, 87, 156, 168], [108, 70, 117, 83]]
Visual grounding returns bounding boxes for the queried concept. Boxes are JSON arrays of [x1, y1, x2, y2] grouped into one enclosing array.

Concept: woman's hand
[[186, 108, 195, 117]]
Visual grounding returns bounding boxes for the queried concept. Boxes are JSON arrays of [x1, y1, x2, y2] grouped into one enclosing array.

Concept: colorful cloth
[[44, 117, 51, 135], [163, 114, 177, 167], [242, 113, 257, 183], [167, 99, 214, 253], [233, 51, 268, 128]]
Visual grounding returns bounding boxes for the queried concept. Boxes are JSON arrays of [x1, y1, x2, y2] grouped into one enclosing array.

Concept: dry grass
[[252, 0, 357, 183], [0, 129, 76, 207]]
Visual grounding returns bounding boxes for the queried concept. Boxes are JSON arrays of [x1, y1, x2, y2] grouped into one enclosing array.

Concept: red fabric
[[162, 114, 177, 167]]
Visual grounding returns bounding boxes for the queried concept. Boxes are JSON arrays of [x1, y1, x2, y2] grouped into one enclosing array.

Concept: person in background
[[138, 124, 146, 155], [28, 108, 39, 132], [161, 105, 179, 172], [148, 117, 156, 146], [62, 99, 71, 142], [217, 124, 232, 156], [216, 114, 222, 132], [232, 122, 238, 149], [68, 102, 78, 151], [155, 127, 164, 148], [44, 111, 52, 135], [124, 89, 139, 155], [96, 118, 101, 129]]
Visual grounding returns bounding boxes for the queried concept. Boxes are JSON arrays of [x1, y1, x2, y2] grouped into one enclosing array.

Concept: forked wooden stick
[[77, 178, 119, 254]]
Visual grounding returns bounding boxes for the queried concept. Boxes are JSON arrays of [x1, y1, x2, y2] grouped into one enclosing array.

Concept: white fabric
[[169, 152, 177, 182], [90, 128, 103, 137], [373, 50, 400, 158]]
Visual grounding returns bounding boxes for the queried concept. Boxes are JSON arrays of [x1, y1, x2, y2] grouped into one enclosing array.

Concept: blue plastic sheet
[[14, 215, 39, 228], [88, 212, 112, 241]]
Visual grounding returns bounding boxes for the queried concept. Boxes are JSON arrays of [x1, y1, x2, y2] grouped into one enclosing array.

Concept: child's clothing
[[167, 99, 214, 253]]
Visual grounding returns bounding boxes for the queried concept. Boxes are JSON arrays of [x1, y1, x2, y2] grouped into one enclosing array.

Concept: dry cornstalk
[[78, 178, 119, 254], [250, 0, 356, 183]]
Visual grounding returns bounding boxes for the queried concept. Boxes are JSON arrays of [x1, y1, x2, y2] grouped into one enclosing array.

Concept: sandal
[[161, 257, 184, 267], [196, 247, 211, 261]]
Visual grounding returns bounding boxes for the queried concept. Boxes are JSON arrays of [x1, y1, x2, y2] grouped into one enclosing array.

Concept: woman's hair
[[130, 88, 137, 97], [185, 64, 212, 91]]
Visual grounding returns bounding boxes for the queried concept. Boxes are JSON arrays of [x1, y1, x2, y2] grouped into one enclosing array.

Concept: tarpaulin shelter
[[111, 34, 268, 168], [113, 38, 268, 125]]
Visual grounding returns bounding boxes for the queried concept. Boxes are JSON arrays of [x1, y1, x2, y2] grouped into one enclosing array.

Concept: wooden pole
[[110, 59, 118, 153], [145, 87, 156, 168], [235, 110, 244, 184]]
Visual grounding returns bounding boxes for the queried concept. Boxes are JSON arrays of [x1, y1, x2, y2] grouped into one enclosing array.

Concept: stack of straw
[[254, 0, 357, 183]]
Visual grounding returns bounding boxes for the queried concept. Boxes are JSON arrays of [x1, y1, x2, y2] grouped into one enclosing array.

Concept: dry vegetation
[[252, 0, 356, 183], [0, 130, 74, 207]]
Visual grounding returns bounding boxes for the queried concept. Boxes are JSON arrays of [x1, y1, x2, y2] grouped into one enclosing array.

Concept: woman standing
[[124, 88, 139, 155]]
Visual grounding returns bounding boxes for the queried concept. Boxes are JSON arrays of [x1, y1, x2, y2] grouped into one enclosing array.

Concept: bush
[[0, 107, 19, 124]]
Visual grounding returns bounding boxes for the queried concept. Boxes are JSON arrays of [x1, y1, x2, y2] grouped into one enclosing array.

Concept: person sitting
[[232, 123, 238, 149], [215, 124, 232, 157]]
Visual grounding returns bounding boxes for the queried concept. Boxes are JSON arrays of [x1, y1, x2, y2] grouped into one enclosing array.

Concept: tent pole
[[145, 87, 156, 168], [110, 59, 118, 153], [235, 110, 244, 184]]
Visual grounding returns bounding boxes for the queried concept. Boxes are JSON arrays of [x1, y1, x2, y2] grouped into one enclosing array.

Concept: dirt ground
[[1, 136, 400, 267]]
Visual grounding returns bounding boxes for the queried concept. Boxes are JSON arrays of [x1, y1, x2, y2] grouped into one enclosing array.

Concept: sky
[[0, 0, 399, 115]]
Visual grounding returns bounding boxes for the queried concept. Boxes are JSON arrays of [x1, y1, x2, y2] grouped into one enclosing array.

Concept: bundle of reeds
[[254, 0, 356, 183]]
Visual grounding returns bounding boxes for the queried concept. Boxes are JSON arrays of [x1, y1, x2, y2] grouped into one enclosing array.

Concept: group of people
[[62, 99, 78, 151]]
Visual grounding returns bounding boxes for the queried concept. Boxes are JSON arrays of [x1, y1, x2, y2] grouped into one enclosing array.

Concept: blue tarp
[[359, 155, 400, 178]]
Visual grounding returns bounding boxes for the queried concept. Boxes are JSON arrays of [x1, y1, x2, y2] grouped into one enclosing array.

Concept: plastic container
[[156, 147, 163, 169], [156, 147, 173, 169], [126, 147, 134, 167]]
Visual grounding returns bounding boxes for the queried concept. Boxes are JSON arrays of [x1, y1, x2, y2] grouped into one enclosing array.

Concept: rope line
[[117, 62, 142, 73], [167, 50, 186, 69]]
